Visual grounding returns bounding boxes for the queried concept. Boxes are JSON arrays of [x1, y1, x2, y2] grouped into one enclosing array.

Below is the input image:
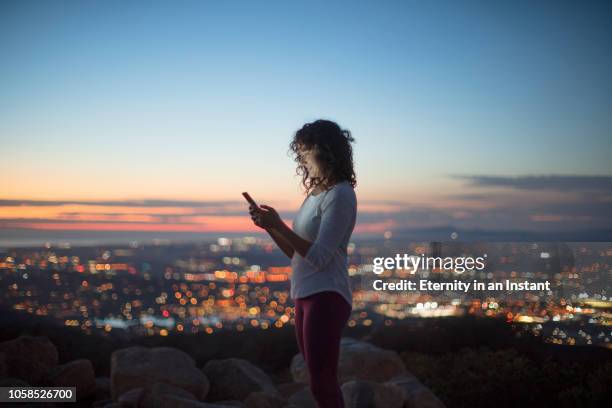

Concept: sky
[[1, 0, 611, 243]]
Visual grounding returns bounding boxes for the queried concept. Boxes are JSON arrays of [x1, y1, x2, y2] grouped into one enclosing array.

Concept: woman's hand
[[249, 204, 282, 230]]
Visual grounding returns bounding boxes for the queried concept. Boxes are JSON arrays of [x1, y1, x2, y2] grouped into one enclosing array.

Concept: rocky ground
[[0, 334, 446, 407]]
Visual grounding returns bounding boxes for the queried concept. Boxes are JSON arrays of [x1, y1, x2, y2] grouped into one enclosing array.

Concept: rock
[[92, 398, 113, 408], [0, 377, 30, 387], [288, 388, 316, 408], [385, 375, 446, 408], [118, 387, 144, 408], [0, 335, 60, 385], [202, 358, 278, 401], [141, 381, 197, 408], [244, 391, 287, 408], [277, 382, 306, 398], [45, 358, 96, 399], [0, 352, 6, 377], [4, 355, 50, 384], [0, 335, 59, 368], [110, 346, 209, 401], [291, 337, 407, 384], [155, 395, 239, 408], [341, 379, 404, 408], [214, 401, 246, 407]]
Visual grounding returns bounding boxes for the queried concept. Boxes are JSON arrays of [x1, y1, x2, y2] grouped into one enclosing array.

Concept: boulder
[[277, 382, 306, 398], [141, 381, 198, 408], [0, 377, 30, 387], [287, 388, 316, 408], [202, 358, 278, 401], [45, 358, 96, 399], [92, 399, 113, 408], [385, 375, 446, 408], [117, 387, 144, 407], [0, 335, 59, 368], [4, 355, 50, 384], [110, 346, 209, 401], [0, 335, 60, 385], [0, 352, 6, 377], [291, 337, 407, 384], [153, 395, 241, 408], [214, 400, 247, 407], [341, 379, 404, 408], [244, 391, 287, 408]]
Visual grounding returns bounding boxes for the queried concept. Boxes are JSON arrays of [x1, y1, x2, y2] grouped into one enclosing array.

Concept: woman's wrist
[[270, 217, 284, 231]]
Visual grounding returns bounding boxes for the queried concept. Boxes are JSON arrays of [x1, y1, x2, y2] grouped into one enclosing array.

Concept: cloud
[[0, 199, 238, 207], [2, 174, 612, 239], [454, 175, 612, 192], [448, 193, 490, 200]]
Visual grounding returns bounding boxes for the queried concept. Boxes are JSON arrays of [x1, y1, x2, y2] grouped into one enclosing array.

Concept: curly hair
[[288, 119, 357, 195]]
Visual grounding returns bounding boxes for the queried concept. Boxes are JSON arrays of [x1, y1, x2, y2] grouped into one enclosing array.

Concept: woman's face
[[298, 145, 321, 178]]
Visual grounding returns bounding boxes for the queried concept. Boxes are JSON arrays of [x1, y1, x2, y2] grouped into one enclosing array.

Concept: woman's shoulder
[[325, 180, 356, 202], [335, 180, 355, 192]]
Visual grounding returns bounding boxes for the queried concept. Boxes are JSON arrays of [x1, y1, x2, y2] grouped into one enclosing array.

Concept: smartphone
[[242, 192, 259, 208]]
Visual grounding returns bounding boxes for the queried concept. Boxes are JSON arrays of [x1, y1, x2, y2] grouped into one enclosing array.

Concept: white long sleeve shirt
[[290, 180, 357, 307]]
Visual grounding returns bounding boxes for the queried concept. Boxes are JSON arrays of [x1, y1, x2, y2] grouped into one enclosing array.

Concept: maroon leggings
[[294, 291, 352, 408]]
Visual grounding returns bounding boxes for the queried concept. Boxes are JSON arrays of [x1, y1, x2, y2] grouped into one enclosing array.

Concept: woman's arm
[[253, 189, 357, 270], [266, 226, 295, 259], [261, 186, 357, 270], [270, 220, 313, 258], [272, 188, 356, 271], [248, 204, 301, 259]]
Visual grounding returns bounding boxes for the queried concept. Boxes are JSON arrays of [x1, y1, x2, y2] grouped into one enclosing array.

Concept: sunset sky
[[1, 0, 611, 244]]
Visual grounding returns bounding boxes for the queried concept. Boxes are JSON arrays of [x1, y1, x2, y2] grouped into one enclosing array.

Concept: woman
[[248, 119, 357, 408]]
